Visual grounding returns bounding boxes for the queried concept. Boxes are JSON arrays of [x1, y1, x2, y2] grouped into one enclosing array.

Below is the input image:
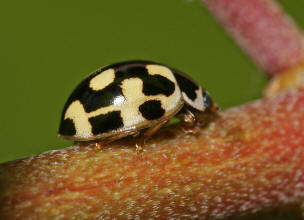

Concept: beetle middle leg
[[94, 130, 140, 151], [135, 119, 170, 153]]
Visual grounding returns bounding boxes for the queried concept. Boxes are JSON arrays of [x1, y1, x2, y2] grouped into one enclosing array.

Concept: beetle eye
[[202, 91, 212, 109]]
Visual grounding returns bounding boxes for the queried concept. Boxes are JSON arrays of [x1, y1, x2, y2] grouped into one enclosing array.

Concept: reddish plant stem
[[1, 89, 304, 219], [1, 1, 304, 219], [202, 0, 304, 76]]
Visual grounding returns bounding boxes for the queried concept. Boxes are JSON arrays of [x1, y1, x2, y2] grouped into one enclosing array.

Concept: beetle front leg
[[176, 107, 199, 134]]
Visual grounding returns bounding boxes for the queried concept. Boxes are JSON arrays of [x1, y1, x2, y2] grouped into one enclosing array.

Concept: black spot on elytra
[[173, 72, 199, 101], [115, 66, 175, 97], [89, 111, 123, 135], [139, 100, 165, 120], [59, 118, 76, 136], [142, 74, 175, 96], [83, 84, 122, 112]]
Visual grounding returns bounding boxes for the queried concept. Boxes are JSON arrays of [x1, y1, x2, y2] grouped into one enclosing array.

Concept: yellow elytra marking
[[182, 87, 205, 111], [64, 100, 93, 138], [120, 78, 148, 127], [89, 68, 115, 91], [146, 64, 176, 82], [145, 64, 182, 111]]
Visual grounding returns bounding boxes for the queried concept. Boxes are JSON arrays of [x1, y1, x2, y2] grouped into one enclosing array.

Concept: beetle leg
[[94, 142, 103, 151], [177, 107, 196, 126], [176, 107, 199, 134], [94, 130, 139, 151], [135, 119, 170, 153]]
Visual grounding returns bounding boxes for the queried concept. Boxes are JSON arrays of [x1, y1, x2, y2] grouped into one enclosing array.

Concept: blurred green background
[[0, 0, 303, 163]]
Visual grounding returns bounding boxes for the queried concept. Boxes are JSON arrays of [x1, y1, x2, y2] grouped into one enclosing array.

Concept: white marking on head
[[182, 86, 205, 111], [89, 68, 115, 91]]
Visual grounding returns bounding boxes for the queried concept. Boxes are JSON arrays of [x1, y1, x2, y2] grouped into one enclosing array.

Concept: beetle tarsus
[[135, 143, 143, 153], [94, 142, 103, 151]]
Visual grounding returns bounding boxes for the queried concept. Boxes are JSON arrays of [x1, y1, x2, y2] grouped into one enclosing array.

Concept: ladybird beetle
[[58, 61, 218, 151]]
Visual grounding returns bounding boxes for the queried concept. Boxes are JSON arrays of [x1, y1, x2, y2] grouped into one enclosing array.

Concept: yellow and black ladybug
[[58, 61, 218, 151]]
